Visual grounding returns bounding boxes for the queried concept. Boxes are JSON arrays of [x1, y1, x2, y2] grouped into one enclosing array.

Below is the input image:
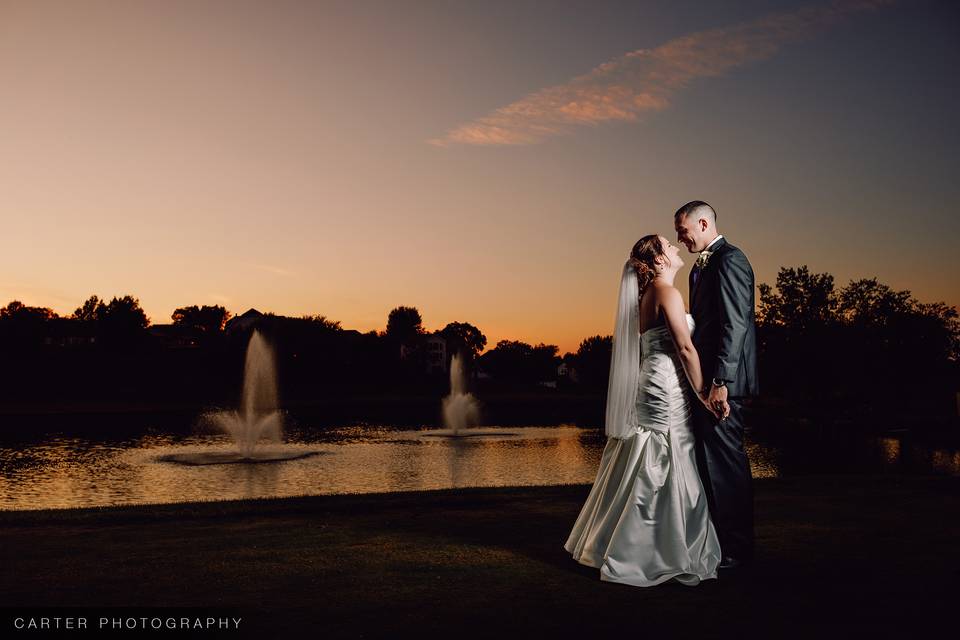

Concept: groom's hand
[[699, 391, 723, 420], [706, 384, 730, 420]]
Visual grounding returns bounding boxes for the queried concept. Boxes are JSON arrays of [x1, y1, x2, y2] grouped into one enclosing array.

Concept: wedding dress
[[564, 263, 721, 587]]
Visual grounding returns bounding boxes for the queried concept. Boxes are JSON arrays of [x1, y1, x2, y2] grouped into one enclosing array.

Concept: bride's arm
[[658, 287, 715, 414]]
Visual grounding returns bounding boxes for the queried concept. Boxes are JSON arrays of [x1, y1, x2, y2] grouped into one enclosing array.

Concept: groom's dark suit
[[689, 236, 757, 563]]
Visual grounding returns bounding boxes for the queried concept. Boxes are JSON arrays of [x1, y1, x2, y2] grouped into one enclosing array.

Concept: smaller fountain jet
[[424, 353, 512, 438]]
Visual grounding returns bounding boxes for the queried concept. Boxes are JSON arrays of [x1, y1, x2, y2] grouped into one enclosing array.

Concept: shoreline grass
[[1, 476, 957, 638]]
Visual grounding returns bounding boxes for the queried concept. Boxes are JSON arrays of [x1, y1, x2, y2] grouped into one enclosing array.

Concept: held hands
[[701, 384, 730, 421]]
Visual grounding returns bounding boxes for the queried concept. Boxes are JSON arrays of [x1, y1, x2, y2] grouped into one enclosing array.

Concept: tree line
[[0, 267, 957, 416], [755, 267, 958, 416]]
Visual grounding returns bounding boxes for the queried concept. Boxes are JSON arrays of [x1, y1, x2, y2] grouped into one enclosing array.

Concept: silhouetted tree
[[384, 306, 429, 379], [72, 295, 103, 322], [479, 340, 531, 383], [530, 343, 561, 382], [97, 295, 149, 347], [0, 300, 23, 319], [0, 300, 56, 322], [0, 300, 58, 350], [385, 306, 424, 344], [836, 281, 957, 404], [914, 302, 960, 362], [758, 267, 959, 415], [301, 314, 342, 331], [837, 278, 913, 327], [574, 335, 613, 390], [440, 321, 487, 361], [478, 340, 560, 386], [757, 266, 838, 331], [756, 266, 841, 401], [172, 305, 232, 333]]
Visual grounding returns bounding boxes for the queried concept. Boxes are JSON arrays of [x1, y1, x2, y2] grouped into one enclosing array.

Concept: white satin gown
[[564, 314, 721, 586]]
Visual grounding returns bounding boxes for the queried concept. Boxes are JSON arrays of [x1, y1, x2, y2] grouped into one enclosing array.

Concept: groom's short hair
[[675, 200, 717, 223]]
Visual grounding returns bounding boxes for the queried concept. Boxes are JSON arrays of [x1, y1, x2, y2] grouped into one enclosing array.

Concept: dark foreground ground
[[1, 475, 958, 638]]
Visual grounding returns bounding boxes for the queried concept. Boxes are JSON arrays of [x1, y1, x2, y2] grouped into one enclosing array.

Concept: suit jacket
[[689, 237, 759, 398]]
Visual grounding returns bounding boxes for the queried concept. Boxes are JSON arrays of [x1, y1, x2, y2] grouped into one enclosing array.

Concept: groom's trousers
[[693, 398, 755, 562]]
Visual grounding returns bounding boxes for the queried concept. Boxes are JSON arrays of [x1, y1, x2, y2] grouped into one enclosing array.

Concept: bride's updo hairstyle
[[629, 234, 666, 292]]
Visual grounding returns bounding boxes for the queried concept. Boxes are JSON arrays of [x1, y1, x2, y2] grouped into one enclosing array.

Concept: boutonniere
[[695, 250, 713, 269]]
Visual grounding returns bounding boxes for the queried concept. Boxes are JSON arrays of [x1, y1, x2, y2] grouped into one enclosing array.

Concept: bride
[[564, 234, 722, 586]]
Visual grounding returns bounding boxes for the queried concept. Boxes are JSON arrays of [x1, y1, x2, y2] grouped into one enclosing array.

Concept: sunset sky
[[1, 0, 957, 354]]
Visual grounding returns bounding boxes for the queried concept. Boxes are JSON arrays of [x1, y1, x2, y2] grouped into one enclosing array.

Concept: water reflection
[[925, 448, 960, 475], [881, 437, 901, 465], [0, 427, 602, 511], [0, 425, 956, 511], [746, 442, 780, 479]]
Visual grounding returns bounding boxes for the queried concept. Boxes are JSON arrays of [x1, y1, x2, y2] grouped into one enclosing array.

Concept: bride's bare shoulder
[[648, 282, 682, 304]]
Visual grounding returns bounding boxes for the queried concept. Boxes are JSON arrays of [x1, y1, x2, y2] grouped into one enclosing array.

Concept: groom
[[674, 200, 758, 569]]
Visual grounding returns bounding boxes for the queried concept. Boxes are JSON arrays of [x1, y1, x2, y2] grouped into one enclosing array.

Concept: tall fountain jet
[[162, 329, 314, 465], [214, 330, 283, 456], [441, 353, 481, 435]]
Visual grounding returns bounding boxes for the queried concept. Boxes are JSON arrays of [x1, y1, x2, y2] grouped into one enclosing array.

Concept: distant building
[[424, 335, 447, 374], [148, 324, 200, 349], [399, 334, 449, 374], [42, 317, 96, 347], [225, 308, 264, 335], [558, 360, 579, 383]]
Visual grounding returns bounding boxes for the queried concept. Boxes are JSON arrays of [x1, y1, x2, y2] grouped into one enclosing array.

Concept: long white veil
[[604, 260, 641, 439]]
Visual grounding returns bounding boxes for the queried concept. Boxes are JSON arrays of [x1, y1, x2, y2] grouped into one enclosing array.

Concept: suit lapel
[[689, 267, 697, 307], [691, 266, 701, 306], [691, 237, 727, 310]]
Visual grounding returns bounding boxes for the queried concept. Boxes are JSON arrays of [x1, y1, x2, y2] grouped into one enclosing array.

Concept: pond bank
[[1, 475, 957, 637]]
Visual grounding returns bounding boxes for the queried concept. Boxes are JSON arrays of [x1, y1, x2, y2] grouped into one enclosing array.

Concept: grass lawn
[[1, 475, 957, 638]]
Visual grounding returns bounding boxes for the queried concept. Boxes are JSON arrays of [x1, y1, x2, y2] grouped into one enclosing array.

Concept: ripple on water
[[0, 425, 956, 510]]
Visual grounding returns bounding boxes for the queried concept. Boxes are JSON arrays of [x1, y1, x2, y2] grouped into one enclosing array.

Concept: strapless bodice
[[636, 313, 694, 434], [641, 313, 695, 356]]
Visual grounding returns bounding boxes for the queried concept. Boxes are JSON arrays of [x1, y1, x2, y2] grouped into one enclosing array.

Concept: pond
[[0, 420, 957, 511]]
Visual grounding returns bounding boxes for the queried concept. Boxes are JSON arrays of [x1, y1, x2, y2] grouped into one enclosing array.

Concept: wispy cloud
[[430, 0, 894, 147], [249, 263, 297, 278]]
